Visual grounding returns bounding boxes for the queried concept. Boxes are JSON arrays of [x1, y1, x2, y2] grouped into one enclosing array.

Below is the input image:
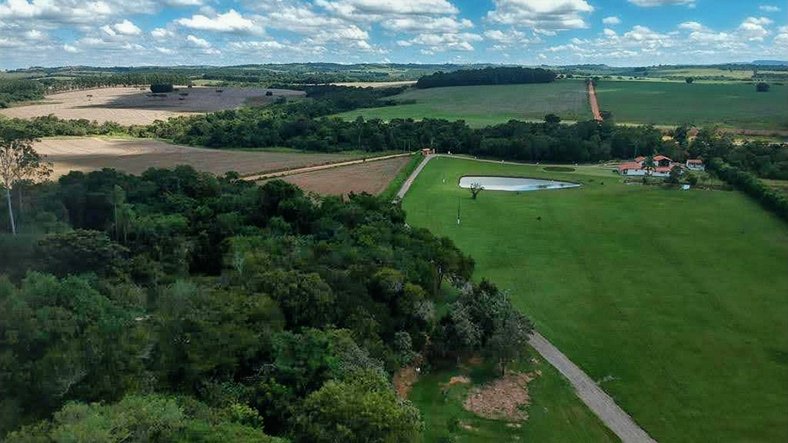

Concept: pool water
[[458, 176, 581, 192]]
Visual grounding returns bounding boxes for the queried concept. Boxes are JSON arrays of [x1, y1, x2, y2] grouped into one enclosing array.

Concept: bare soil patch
[[1, 87, 304, 125], [463, 372, 537, 422], [34, 137, 357, 178], [331, 81, 416, 89], [393, 366, 419, 399], [277, 156, 411, 195]]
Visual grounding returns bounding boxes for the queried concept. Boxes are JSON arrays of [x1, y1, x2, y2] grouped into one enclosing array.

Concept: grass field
[[337, 81, 590, 127], [595, 80, 788, 130], [402, 157, 788, 442], [410, 353, 616, 442]]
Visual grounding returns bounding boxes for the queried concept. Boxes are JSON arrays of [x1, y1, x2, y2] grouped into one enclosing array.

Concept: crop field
[[0, 86, 304, 125], [34, 137, 359, 178], [402, 157, 788, 442], [337, 81, 590, 127], [595, 80, 788, 130], [275, 155, 412, 195]]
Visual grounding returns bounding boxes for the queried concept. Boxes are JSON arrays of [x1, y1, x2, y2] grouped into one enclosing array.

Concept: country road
[[395, 154, 657, 443], [588, 81, 603, 121]]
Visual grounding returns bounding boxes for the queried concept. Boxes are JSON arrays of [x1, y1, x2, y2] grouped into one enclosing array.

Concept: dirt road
[[588, 82, 603, 121]]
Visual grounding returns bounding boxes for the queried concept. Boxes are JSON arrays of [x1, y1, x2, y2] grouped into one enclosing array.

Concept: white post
[[6, 186, 16, 235]]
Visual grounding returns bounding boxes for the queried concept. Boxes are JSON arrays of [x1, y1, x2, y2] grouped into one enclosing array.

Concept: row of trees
[[415, 67, 556, 89], [0, 79, 45, 108], [707, 158, 788, 221]]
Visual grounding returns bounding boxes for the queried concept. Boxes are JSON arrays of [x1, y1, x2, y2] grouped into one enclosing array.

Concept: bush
[[708, 158, 788, 222], [686, 77, 694, 84], [150, 84, 174, 93], [756, 82, 770, 92]]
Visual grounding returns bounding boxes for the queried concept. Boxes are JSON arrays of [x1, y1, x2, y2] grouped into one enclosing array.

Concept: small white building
[[686, 159, 705, 171]]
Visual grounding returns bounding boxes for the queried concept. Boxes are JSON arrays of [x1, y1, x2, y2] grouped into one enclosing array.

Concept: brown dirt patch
[[393, 366, 419, 399], [277, 156, 411, 196], [34, 137, 357, 179], [448, 375, 471, 386], [463, 372, 537, 422], [0, 86, 304, 125]]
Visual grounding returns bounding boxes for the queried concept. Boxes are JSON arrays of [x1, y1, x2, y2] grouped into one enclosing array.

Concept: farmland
[[595, 80, 788, 130], [402, 156, 788, 442], [0, 86, 304, 125], [337, 81, 590, 127], [34, 137, 360, 178], [272, 155, 413, 195]]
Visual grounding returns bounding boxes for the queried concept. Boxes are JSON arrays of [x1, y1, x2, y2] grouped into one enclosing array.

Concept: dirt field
[[1, 86, 304, 125], [35, 137, 358, 178], [332, 81, 416, 88], [277, 156, 411, 195]]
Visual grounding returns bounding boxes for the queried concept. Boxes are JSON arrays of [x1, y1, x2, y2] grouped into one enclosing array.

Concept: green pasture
[[595, 80, 788, 130], [337, 81, 591, 127], [402, 157, 788, 442]]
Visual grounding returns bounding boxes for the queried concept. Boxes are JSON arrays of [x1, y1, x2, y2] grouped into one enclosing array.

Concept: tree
[[469, 182, 484, 200], [600, 110, 613, 121], [0, 136, 50, 235], [667, 165, 683, 184], [544, 113, 561, 124], [293, 369, 422, 443], [486, 308, 532, 375], [642, 156, 656, 176], [685, 77, 694, 84], [150, 84, 174, 93], [756, 82, 770, 92]]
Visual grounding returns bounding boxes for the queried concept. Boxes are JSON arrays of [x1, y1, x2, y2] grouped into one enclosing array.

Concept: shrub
[[756, 82, 770, 92], [150, 84, 174, 93]]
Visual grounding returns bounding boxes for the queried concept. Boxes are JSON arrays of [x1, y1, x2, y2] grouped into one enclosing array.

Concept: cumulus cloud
[[602, 16, 621, 25], [758, 5, 780, 13], [486, 0, 594, 32], [627, 0, 695, 6], [738, 16, 773, 41], [177, 9, 263, 34]]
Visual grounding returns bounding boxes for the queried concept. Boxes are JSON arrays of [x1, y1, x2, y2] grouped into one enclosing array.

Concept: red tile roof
[[618, 162, 643, 171], [687, 159, 703, 164], [634, 156, 645, 162], [653, 155, 671, 161]]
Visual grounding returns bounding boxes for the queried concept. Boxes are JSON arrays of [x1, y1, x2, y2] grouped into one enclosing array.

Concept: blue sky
[[0, 0, 785, 69]]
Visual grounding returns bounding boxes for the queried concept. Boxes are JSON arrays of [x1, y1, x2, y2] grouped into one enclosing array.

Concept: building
[[617, 155, 680, 177], [420, 148, 434, 156], [686, 159, 705, 171]]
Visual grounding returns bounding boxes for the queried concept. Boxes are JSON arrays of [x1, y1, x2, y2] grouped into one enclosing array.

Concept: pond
[[458, 176, 581, 192]]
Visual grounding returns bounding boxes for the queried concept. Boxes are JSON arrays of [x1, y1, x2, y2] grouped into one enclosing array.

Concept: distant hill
[[752, 60, 788, 66]]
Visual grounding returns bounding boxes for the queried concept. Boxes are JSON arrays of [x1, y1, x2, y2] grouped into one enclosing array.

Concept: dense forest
[[415, 67, 556, 89], [0, 153, 536, 440]]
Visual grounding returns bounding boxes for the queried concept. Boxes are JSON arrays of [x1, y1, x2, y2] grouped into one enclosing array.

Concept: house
[[617, 155, 681, 177], [420, 148, 434, 156], [686, 159, 705, 171]]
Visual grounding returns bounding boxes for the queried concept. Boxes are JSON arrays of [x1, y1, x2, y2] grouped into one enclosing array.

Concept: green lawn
[[595, 80, 788, 130], [410, 352, 617, 442], [337, 81, 590, 127], [403, 157, 788, 442]]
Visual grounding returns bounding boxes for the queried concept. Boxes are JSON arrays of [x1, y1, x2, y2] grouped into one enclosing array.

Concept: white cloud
[[486, 0, 594, 32], [151, 27, 175, 39], [63, 43, 80, 53], [398, 32, 482, 52], [627, 0, 695, 6], [186, 34, 211, 48], [738, 16, 773, 41], [678, 21, 704, 31], [759, 5, 780, 13], [603, 28, 616, 37], [774, 25, 788, 46], [177, 9, 263, 34], [602, 16, 621, 25], [112, 19, 142, 36], [315, 0, 458, 19]]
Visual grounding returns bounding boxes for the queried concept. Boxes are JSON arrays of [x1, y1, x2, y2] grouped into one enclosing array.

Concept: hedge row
[[709, 158, 788, 222]]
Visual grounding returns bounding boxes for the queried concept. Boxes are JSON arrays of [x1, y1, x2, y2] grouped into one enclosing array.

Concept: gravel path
[[395, 154, 657, 442]]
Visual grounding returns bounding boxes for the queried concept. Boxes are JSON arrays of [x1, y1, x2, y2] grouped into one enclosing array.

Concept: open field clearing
[[402, 157, 788, 442], [0, 87, 304, 125], [274, 155, 412, 195], [331, 81, 416, 88], [35, 137, 359, 178], [336, 81, 590, 127], [595, 81, 788, 130]]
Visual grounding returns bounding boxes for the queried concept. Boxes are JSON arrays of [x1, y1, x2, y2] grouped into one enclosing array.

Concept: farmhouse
[[617, 155, 679, 177], [686, 159, 705, 171]]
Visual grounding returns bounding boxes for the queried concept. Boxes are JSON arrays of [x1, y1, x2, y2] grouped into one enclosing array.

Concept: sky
[[0, 0, 786, 69]]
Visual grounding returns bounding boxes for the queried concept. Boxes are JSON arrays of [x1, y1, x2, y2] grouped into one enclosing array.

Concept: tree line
[[0, 146, 531, 441], [415, 67, 556, 89]]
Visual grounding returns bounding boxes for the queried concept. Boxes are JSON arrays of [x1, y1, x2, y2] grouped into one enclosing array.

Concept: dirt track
[[588, 82, 603, 121]]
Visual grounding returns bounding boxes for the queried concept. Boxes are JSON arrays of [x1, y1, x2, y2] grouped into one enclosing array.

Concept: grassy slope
[[595, 80, 788, 130], [403, 157, 788, 442], [411, 352, 617, 442], [337, 81, 590, 127]]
